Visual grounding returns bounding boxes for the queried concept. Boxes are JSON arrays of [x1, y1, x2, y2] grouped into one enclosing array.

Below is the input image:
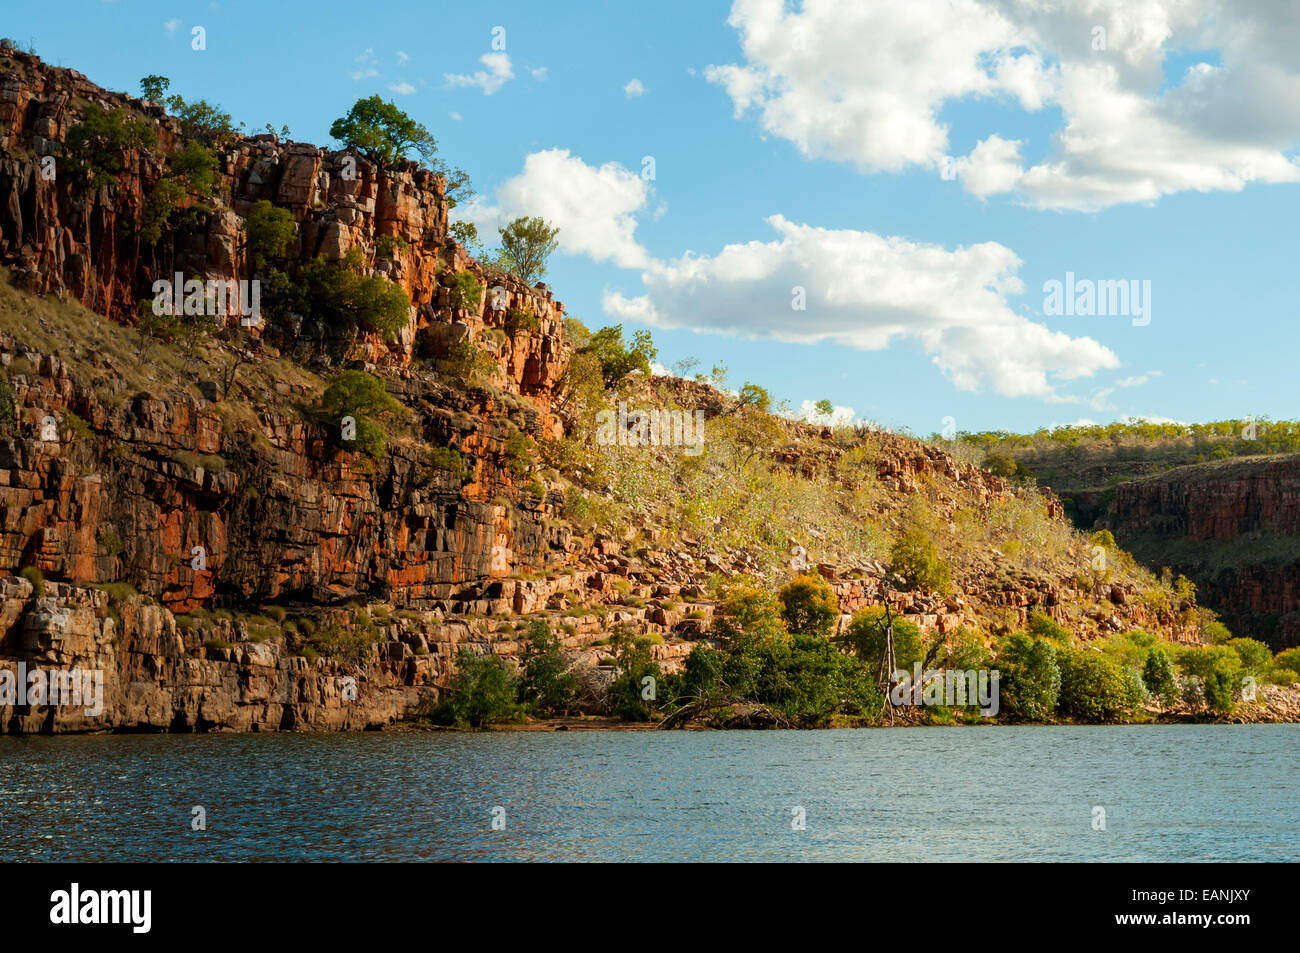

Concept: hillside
[[1, 43, 1296, 731], [964, 423, 1300, 650]]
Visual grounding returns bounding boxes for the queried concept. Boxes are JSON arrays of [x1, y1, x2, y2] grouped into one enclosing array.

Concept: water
[[1, 725, 1295, 862]]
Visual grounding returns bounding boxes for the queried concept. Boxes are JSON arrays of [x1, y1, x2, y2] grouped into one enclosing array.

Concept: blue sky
[[13, 0, 1300, 434]]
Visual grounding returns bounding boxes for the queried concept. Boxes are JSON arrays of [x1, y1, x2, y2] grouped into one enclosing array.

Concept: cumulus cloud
[[706, 0, 1300, 210], [604, 215, 1118, 398], [456, 149, 653, 269], [624, 78, 646, 98], [445, 52, 514, 95], [797, 400, 857, 427], [388, 81, 416, 95], [163, 18, 182, 37]]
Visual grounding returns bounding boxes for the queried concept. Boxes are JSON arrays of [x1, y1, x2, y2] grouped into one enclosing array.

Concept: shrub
[[605, 628, 663, 721], [505, 309, 540, 333], [374, 234, 409, 260], [889, 528, 951, 595], [518, 621, 578, 714], [423, 445, 471, 482], [1056, 648, 1132, 720], [65, 105, 156, 188], [840, 607, 924, 675], [0, 375, 16, 440], [322, 370, 400, 461], [1027, 611, 1071, 643], [579, 325, 657, 388], [19, 566, 45, 596], [1275, 648, 1300, 676], [244, 200, 297, 269], [710, 582, 788, 644], [503, 430, 533, 476], [165, 96, 238, 148], [997, 633, 1061, 720], [777, 574, 839, 638], [1227, 637, 1272, 674], [295, 247, 411, 340], [446, 270, 483, 310], [1142, 646, 1179, 706], [203, 637, 232, 651], [433, 647, 522, 727], [1202, 620, 1233, 644], [310, 614, 381, 665], [1204, 665, 1236, 714]]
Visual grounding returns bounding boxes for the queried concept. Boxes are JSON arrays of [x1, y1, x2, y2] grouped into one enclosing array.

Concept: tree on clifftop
[[496, 216, 560, 285], [329, 96, 472, 207], [330, 96, 436, 165]]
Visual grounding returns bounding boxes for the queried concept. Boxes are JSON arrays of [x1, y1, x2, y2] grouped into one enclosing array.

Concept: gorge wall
[[0, 45, 1231, 732], [1102, 454, 1300, 650]]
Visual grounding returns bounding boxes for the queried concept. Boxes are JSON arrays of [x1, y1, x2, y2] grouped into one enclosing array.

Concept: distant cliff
[[1100, 455, 1300, 650]]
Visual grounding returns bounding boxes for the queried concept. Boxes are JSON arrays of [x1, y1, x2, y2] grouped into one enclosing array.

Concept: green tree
[[330, 95, 437, 165], [889, 528, 952, 595], [841, 607, 924, 675], [1142, 646, 1179, 706], [496, 216, 560, 285], [777, 573, 839, 638], [998, 632, 1061, 720], [737, 382, 772, 413], [607, 628, 662, 720], [243, 200, 297, 270], [321, 369, 401, 460], [65, 105, 157, 188], [297, 247, 411, 340], [1056, 648, 1132, 720], [580, 325, 657, 387], [139, 74, 169, 103], [519, 621, 578, 714], [166, 95, 239, 148], [433, 647, 521, 727]]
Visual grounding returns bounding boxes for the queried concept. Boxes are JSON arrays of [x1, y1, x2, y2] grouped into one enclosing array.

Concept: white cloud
[[163, 18, 181, 37], [531, 66, 549, 81], [797, 399, 856, 427], [445, 52, 514, 95], [604, 215, 1118, 399], [350, 48, 378, 81], [449, 111, 463, 122], [457, 149, 653, 270], [706, 0, 1300, 210], [624, 78, 646, 98], [388, 82, 416, 95], [396, 50, 409, 65]]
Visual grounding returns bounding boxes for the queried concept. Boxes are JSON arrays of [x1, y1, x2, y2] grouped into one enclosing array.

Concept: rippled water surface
[[1, 725, 1294, 861]]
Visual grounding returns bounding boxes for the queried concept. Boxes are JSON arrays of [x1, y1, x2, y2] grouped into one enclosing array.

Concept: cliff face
[[0, 46, 1229, 733], [1105, 455, 1300, 649]]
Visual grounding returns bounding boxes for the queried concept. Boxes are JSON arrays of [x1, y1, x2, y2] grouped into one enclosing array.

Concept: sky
[[10, 0, 1300, 435]]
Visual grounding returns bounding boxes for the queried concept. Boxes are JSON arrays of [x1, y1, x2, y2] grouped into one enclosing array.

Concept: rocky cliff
[[1102, 455, 1300, 650], [0, 44, 1243, 733]]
